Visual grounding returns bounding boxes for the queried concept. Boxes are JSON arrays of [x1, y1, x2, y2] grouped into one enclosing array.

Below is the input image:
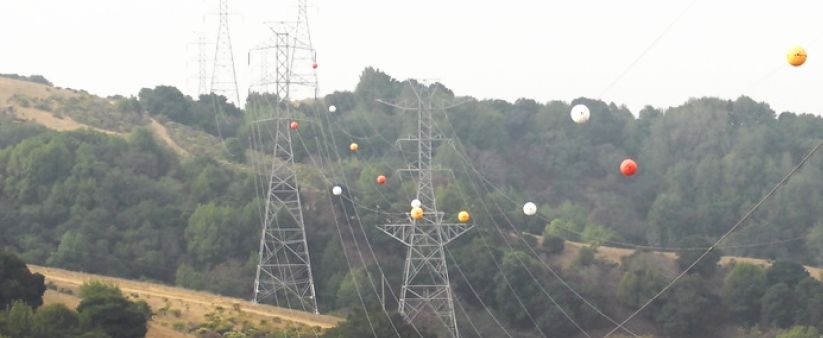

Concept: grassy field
[[30, 265, 342, 338]]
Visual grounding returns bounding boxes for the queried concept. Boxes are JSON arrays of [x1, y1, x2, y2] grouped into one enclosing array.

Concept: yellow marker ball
[[787, 46, 807, 67], [350, 142, 359, 152], [457, 211, 470, 223], [410, 207, 424, 220]]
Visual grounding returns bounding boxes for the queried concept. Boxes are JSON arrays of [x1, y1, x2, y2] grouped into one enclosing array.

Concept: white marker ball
[[570, 104, 590, 124], [523, 202, 537, 216]]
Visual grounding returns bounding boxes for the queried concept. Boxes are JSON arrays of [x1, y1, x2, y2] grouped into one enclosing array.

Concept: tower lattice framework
[[251, 1, 319, 315], [210, 0, 240, 105], [378, 85, 473, 338]]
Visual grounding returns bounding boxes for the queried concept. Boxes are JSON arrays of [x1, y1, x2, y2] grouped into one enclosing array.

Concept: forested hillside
[[2, 69, 823, 337]]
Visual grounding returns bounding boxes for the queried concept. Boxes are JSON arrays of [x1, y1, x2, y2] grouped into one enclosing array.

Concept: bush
[[777, 326, 820, 338], [542, 235, 565, 255], [572, 246, 596, 267]]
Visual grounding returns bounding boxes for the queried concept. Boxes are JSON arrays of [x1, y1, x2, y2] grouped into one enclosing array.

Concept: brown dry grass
[[149, 118, 190, 157], [0, 77, 116, 135], [537, 234, 823, 281], [30, 264, 342, 337]]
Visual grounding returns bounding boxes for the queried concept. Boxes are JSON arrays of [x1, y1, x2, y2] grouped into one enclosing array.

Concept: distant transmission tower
[[210, 0, 240, 104], [378, 85, 473, 338], [251, 0, 319, 314], [196, 33, 209, 96]]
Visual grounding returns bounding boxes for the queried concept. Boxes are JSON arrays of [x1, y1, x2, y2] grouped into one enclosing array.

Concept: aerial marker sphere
[[329, 105, 337, 113], [332, 186, 342, 196], [312, 63, 318, 69], [523, 202, 537, 216], [458, 211, 471, 223], [787, 46, 807, 67], [290, 121, 299, 130], [570, 104, 590, 124], [411, 207, 424, 220], [411, 199, 422, 208], [620, 158, 637, 176], [376, 175, 387, 185], [350, 142, 359, 152]]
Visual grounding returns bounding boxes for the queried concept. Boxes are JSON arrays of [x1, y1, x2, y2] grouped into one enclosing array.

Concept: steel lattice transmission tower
[[378, 85, 473, 338], [250, 0, 319, 314], [196, 33, 209, 96], [210, 0, 240, 105]]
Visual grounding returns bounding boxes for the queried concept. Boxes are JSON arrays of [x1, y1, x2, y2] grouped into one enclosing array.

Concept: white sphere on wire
[[411, 199, 422, 209], [332, 186, 343, 196], [570, 104, 590, 124], [329, 105, 337, 113], [523, 202, 537, 216]]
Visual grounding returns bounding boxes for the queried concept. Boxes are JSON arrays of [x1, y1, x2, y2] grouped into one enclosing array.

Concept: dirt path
[[149, 118, 190, 157], [29, 265, 342, 329]]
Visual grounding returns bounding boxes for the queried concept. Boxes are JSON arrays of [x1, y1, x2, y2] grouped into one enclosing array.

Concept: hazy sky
[[2, 0, 821, 115]]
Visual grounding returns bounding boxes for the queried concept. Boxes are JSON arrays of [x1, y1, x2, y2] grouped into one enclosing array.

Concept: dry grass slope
[[558, 239, 823, 280], [31, 265, 342, 338]]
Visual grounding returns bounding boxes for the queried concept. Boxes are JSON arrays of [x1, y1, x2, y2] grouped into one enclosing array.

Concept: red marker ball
[[290, 121, 299, 130], [376, 175, 387, 185], [620, 159, 637, 176], [312, 63, 318, 69]]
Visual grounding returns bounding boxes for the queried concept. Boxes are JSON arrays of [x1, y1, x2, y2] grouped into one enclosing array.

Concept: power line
[[601, 138, 823, 337], [376, 83, 473, 338]]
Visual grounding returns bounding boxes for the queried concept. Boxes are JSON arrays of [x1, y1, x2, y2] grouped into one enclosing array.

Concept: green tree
[[766, 261, 810, 288], [572, 246, 596, 268], [762, 283, 797, 329], [544, 218, 583, 241], [0, 251, 46, 309], [4, 301, 34, 338], [184, 203, 241, 266], [581, 223, 619, 246], [675, 236, 721, 277], [451, 237, 503, 306], [77, 282, 150, 338], [792, 278, 823, 328], [541, 235, 565, 255], [31, 303, 79, 338], [618, 267, 667, 309], [321, 310, 434, 338], [652, 276, 720, 337], [777, 326, 820, 338], [493, 251, 544, 328], [723, 263, 767, 325], [335, 266, 380, 310]]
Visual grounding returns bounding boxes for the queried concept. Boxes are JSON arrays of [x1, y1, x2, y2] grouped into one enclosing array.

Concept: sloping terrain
[[0, 76, 206, 159], [557, 239, 823, 280], [31, 265, 342, 338]]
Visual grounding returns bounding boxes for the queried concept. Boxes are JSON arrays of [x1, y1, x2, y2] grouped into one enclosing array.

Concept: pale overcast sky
[[1, 1, 821, 115]]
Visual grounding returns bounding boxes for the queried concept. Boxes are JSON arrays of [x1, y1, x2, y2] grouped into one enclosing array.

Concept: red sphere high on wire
[[312, 63, 318, 69], [376, 175, 387, 185], [290, 121, 299, 130], [620, 159, 637, 176]]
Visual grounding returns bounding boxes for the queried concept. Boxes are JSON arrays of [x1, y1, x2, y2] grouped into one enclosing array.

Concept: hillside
[[0, 76, 217, 159], [3, 70, 823, 337], [31, 265, 341, 337]]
